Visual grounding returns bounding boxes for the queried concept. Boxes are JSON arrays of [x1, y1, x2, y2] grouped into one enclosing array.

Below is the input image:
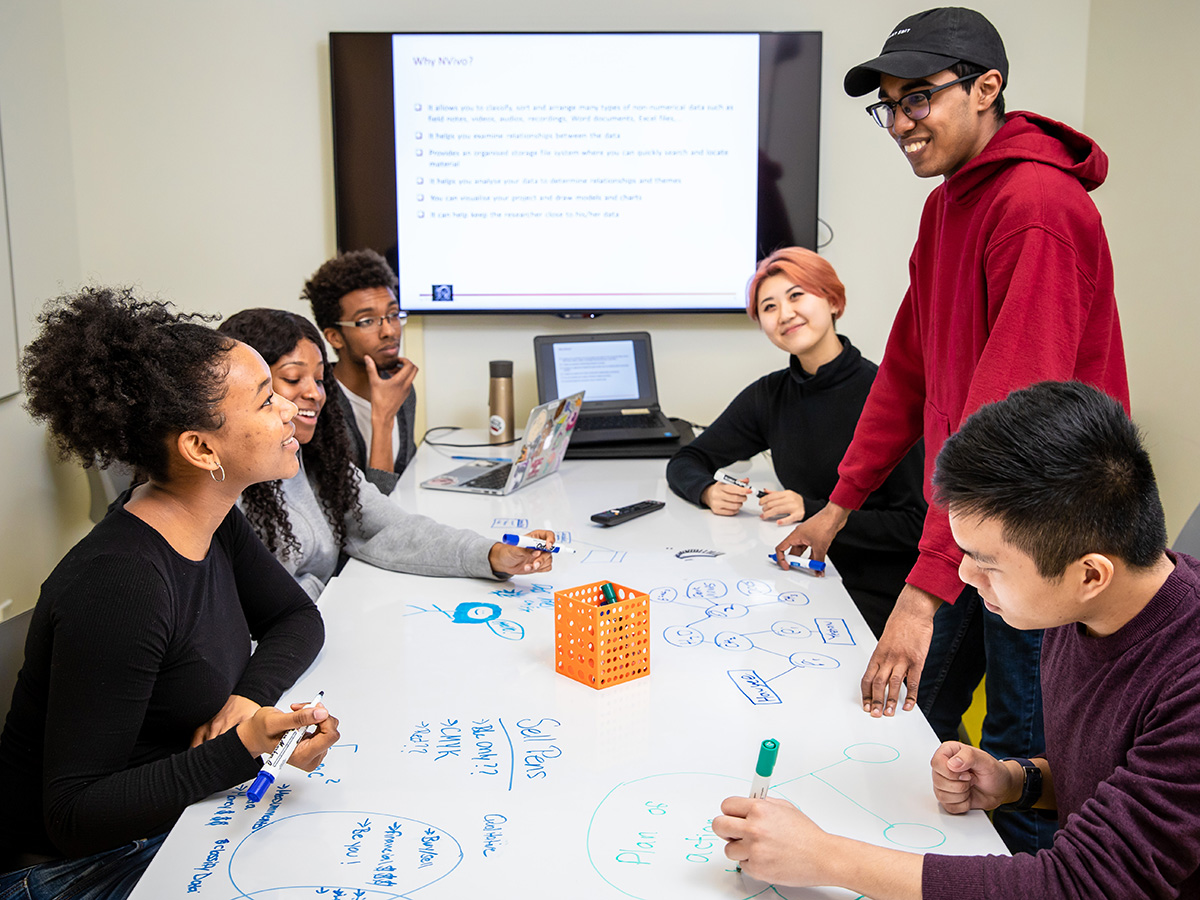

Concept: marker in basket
[[600, 582, 618, 605], [247, 691, 324, 802], [501, 534, 577, 554], [736, 738, 780, 873], [768, 552, 826, 573]]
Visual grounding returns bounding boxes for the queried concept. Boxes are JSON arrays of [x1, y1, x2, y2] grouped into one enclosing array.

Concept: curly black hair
[[218, 308, 363, 559], [22, 285, 234, 483], [301, 249, 399, 332]]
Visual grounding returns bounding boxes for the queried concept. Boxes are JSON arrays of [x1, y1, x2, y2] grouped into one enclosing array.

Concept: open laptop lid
[[533, 332, 661, 413], [506, 391, 584, 491]]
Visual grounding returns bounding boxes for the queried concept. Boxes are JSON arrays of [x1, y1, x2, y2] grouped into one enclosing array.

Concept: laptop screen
[[551, 340, 639, 402], [534, 332, 661, 411]]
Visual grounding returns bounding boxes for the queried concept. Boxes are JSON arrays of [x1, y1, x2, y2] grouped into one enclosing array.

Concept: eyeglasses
[[335, 311, 408, 330], [865, 73, 980, 129]]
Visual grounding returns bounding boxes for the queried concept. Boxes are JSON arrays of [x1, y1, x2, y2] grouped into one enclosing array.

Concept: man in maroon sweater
[[723, 381, 1200, 898], [773, 8, 1127, 853]]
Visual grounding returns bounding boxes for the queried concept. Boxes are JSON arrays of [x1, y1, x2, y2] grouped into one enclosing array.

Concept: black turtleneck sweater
[[666, 336, 926, 637]]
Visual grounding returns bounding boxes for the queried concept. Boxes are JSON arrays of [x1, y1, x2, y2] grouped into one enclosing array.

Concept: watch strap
[[999, 756, 1043, 811]]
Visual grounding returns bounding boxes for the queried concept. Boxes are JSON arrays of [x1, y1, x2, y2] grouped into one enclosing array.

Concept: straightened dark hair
[[219, 308, 363, 559], [933, 381, 1166, 578]]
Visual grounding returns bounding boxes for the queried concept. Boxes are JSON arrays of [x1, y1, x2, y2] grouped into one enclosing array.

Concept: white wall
[[1084, 0, 1200, 541], [7, 0, 1147, 615]]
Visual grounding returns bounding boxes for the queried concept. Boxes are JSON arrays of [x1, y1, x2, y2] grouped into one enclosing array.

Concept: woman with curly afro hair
[[0, 287, 341, 899], [219, 308, 556, 599]]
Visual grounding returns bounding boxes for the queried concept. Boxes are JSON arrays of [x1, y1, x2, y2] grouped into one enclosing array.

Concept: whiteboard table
[[132, 444, 1006, 900]]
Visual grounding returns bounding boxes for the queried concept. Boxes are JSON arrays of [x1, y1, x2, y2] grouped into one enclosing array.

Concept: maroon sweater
[[923, 552, 1200, 898], [830, 112, 1129, 603]]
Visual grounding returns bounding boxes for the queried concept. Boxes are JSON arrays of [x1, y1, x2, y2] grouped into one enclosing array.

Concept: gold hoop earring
[[210, 464, 226, 483]]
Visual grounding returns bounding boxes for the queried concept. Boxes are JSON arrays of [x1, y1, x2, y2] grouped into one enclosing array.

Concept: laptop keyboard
[[463, 463, 513, 490], [577, 414, 661, 431]]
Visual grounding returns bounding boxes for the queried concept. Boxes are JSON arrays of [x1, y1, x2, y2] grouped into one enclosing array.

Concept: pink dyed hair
[[746, 247, 846, 322]]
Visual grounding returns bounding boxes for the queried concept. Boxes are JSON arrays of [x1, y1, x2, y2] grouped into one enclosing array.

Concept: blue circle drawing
[[487, 618, 525, 641], [713, 631, 754, 651], [736, 579, 772, 596], [704, 602, 749, 619], [771, 620, 813, 638], [663, 626, 705, 647], [788, 651, 839, 669], [777, 591, 810, 606], [686, 579, 728, 601], [225, 810, 463, 899], [843, 743, 900, 764], [883, 822, 947, 849], [649, 587, 678, 603]]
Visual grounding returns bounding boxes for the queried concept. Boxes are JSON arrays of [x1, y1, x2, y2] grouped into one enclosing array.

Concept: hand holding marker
[[736, 738, 780, 873], [247, 691, 324, 802], [714, 468, 768, 498], [768, 551, 825, 573], [501, 533, 577, 554]]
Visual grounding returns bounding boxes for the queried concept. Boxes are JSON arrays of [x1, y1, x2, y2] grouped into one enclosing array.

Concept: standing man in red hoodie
[[774, 7, 1128, 854]]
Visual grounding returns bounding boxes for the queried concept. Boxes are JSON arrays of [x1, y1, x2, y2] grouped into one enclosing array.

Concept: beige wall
[[1084, 0, 1200, 541], [0, 2, 87, 618], [10, 0, 1189, 616]]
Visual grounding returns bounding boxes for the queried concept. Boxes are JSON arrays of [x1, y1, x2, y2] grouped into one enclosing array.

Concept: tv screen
[[331, 32, 821, 314]]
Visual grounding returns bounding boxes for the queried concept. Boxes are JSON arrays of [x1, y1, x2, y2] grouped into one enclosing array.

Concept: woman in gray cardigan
[[220, 309, 554, 599]]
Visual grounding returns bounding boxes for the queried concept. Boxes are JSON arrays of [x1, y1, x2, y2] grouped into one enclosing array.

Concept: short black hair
[[218, 308, 363, 558], [933, 381, 1166, 578], [301, 249, 399, 332], [952, 60, 1005, 123], [21, 285, 234, 483]]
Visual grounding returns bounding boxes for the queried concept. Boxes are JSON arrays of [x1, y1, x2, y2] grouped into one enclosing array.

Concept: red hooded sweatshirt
[[829, 111, 1129, 603]]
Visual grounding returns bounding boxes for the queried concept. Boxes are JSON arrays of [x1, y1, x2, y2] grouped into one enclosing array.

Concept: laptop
[[420, 392, 585, 495], [533, 332, 677, 445]]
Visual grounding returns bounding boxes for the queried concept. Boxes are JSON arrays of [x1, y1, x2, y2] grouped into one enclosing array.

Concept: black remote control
[[591, 500, 666, 527]]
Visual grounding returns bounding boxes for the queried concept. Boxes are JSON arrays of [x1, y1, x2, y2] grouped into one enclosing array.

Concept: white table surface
[[131, 440, 1006, 900]]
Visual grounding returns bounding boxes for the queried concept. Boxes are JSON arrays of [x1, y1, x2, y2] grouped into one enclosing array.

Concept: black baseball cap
[[844, 7, 1008, 97]]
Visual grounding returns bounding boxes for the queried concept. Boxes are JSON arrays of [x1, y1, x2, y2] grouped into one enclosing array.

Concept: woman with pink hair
[[667, 247, 926, 637]]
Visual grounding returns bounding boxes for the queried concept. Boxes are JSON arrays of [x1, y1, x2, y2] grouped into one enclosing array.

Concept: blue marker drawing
[[583, 549, 627, 564], [490, 517, 528, 529], [451, 602, 502, 624], [728, 669, 783, 704], [816, 617, 856, 645], [224, 811, 464, 898], [685, 579, 728, 601], [487, 618, 525, 641], [736, 579, 773, 596]]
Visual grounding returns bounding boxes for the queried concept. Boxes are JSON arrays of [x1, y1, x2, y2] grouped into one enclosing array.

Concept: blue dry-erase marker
[[452, 455, 512, 462], [247, 691, 324, 803], [768, 552, 826, 573], [737, 738, 781, 873], [501, 534, 577, 554]]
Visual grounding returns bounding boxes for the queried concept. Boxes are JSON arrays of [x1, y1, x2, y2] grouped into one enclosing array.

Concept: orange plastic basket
[[554, 580, 650, 689]]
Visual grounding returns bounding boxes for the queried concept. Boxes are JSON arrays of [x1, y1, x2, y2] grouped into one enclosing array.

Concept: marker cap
[[756, 738, 780, 777], [247, 769, 275, 803], [501, 533, 521, 546]]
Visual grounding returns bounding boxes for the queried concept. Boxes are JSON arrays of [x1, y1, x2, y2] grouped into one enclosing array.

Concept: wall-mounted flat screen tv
[[330, 32, 821, 314]]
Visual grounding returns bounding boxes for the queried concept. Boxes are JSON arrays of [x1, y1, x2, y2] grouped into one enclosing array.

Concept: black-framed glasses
[[865, 73, 980, 129], [334, 311, 408, 330]]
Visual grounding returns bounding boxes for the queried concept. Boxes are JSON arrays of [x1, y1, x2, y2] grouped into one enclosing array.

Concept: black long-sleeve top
[[0, 494, 324, 865], [666, 337, 927, 637]]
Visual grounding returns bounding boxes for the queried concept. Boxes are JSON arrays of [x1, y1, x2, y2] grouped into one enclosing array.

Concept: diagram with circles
[[587, 743, 945, 900], [648, 577, 858, 705]]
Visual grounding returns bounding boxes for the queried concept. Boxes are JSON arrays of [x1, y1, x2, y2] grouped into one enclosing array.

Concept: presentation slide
[[392, 34, 760, 312], [552, 340, 639, 402]]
